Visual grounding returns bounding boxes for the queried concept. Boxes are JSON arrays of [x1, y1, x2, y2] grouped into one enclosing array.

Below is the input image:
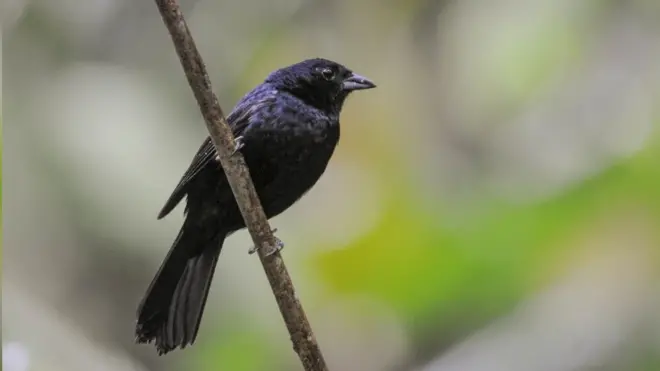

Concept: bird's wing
[[157, 137, 216, 219], [157, 89, 277, 219]]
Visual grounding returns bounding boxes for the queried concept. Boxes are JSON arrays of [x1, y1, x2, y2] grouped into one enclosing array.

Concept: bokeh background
[[3, 0, 660, 370]]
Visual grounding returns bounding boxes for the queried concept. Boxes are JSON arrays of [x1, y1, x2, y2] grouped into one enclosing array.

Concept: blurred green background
[[3, 1, 660, 371]]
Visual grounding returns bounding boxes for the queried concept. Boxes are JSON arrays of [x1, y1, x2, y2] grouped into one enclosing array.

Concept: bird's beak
[[342, 73, 376, 91]]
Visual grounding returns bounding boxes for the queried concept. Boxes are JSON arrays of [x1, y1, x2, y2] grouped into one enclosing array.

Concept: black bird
[[135, 58, 376, 354]]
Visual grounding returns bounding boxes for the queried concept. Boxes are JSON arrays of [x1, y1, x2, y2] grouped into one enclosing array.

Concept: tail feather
[[136, 226, 224, 355]]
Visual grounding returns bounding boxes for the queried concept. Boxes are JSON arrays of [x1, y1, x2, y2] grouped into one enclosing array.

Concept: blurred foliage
[[1, 114, 3, 266], [315, 124, 660, 330], [191, 315, 276, 371]]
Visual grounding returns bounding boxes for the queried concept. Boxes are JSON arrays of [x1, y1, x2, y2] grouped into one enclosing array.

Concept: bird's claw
[[231, 136, 245, 157], [266, 237, 285, 257], [248, 228, 284, 256]]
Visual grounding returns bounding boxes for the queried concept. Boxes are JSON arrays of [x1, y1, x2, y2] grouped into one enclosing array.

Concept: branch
[[152, 1, 329, 370]]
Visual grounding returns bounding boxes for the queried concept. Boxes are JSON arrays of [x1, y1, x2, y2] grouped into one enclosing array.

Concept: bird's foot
[[248, 228, 284, 256], [231, 136, 245, 157]]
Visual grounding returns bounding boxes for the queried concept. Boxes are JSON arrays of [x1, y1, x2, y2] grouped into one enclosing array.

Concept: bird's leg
[[248, 228, 285, 256], [231, 136, 245, 157]]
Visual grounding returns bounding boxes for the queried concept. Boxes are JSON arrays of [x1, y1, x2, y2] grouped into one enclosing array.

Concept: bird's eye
[[320, 68, 335, 81]]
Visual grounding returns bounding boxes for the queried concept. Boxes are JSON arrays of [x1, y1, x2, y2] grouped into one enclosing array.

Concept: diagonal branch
[[152, 1, 329, 370]]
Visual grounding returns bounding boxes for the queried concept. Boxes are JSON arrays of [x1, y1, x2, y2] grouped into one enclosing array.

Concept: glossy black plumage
[[135, 58, 375, 355]]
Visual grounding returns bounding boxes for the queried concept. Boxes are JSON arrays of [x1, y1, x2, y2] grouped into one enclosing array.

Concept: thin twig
[[152, 1, 329, 370]]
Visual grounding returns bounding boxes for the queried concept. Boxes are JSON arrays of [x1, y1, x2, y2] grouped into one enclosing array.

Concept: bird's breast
[[243, 122, 339, 218]]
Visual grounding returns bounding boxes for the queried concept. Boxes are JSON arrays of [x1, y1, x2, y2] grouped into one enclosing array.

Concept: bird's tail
[[135, 224, 225, 355]]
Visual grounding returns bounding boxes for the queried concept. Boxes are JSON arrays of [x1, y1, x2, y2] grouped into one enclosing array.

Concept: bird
[[135, 58, 376, 355]]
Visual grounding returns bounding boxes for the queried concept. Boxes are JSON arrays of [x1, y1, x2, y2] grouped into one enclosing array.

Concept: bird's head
[[264, 58, 376, 114]]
